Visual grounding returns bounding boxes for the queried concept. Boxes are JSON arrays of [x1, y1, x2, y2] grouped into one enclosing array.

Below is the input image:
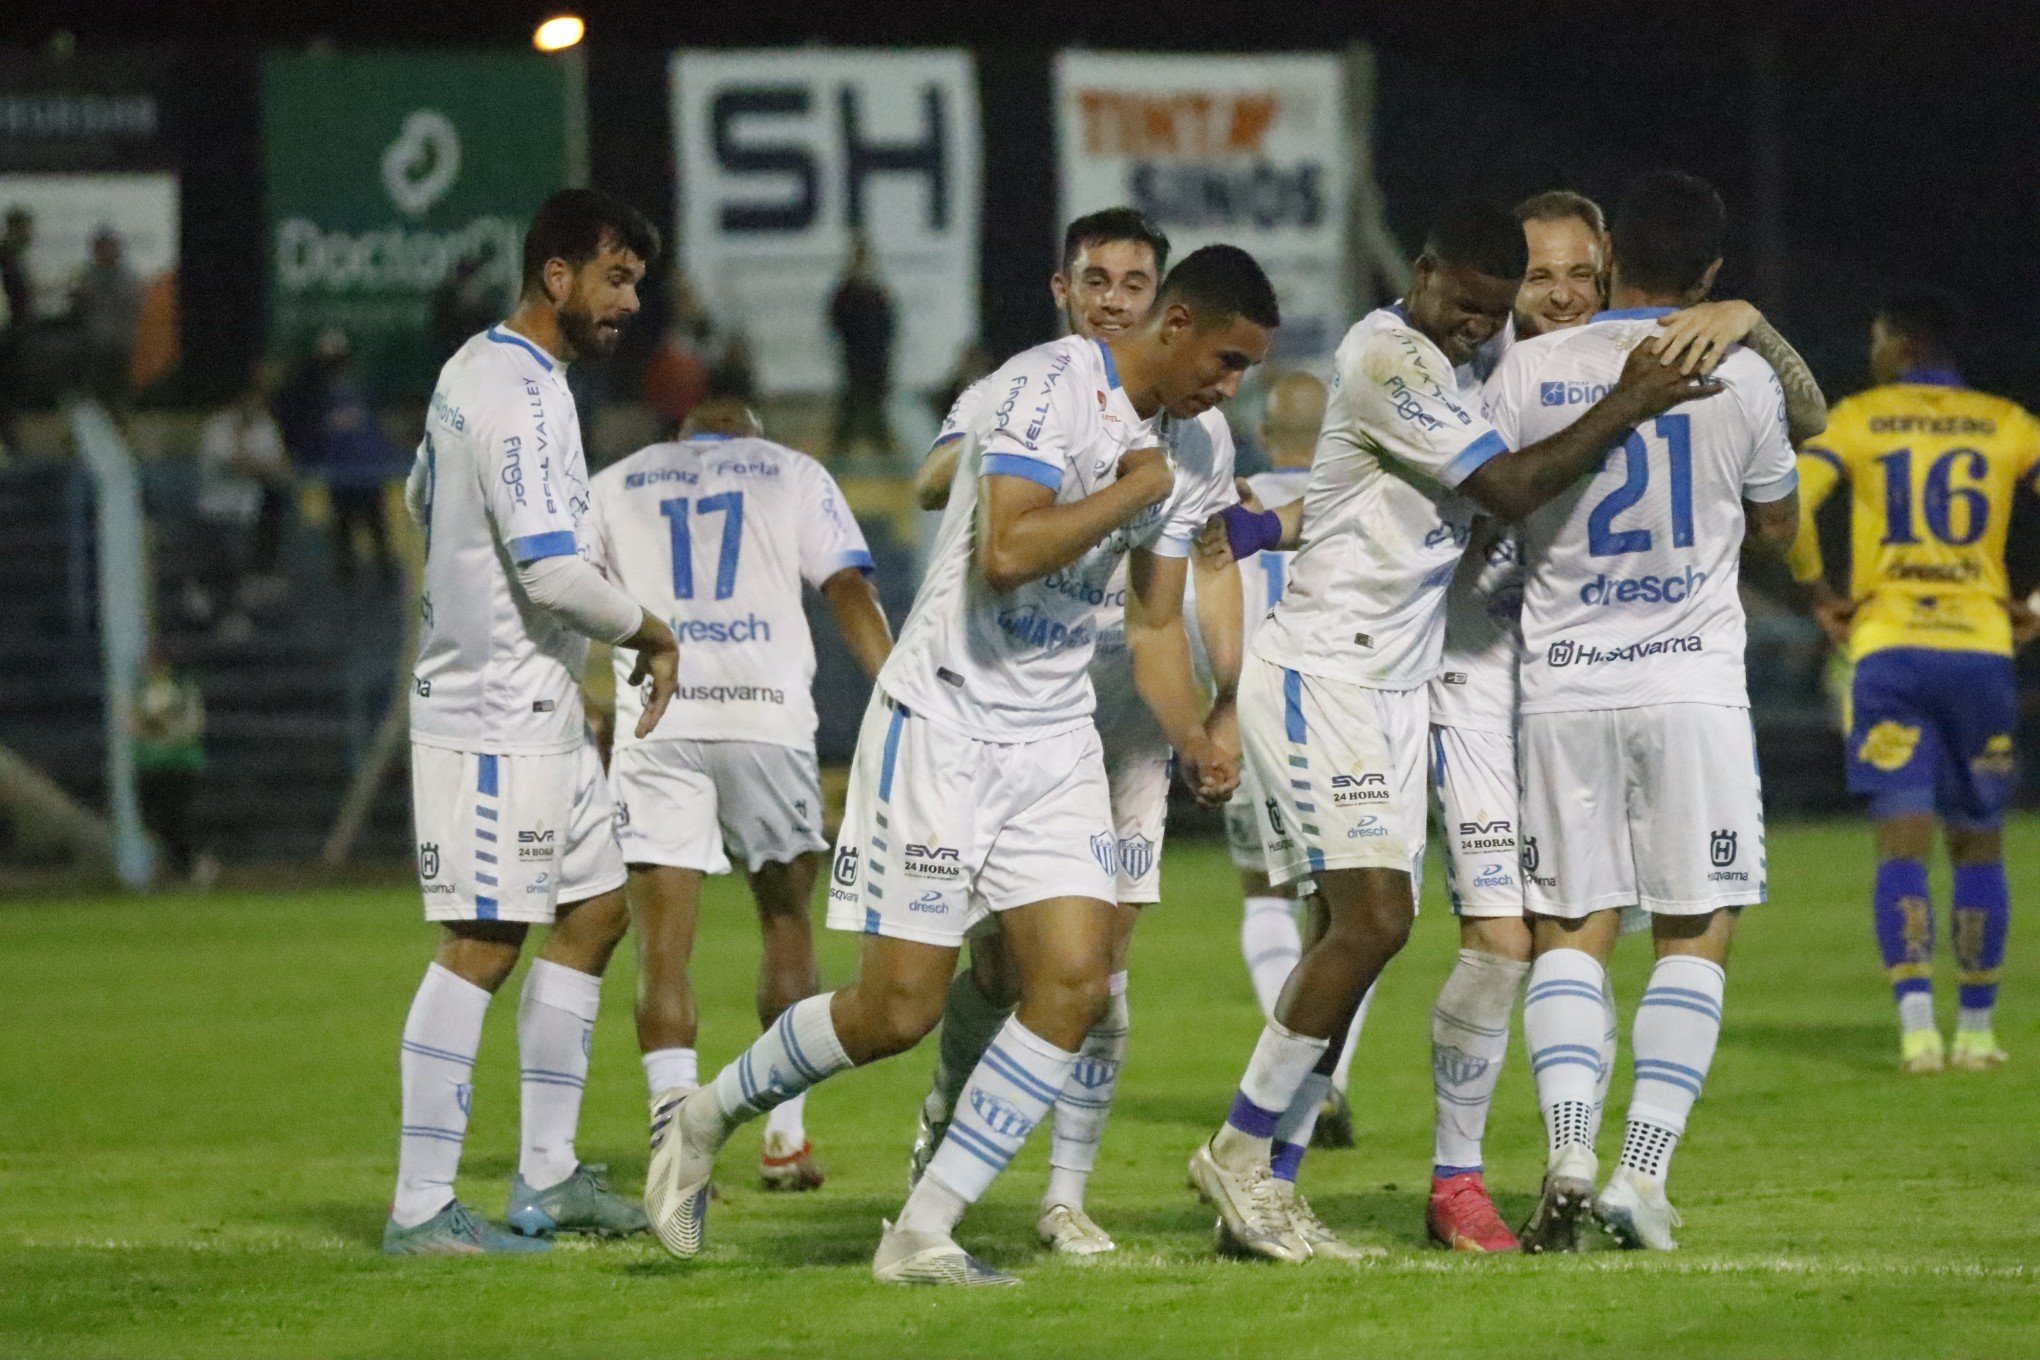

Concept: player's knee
[[1945, 826, 2002, 866], [1875, 813, 1936, 861], [855, 982, 946, 1057]]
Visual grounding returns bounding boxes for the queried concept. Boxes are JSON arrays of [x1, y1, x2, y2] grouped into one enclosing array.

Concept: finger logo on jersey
[[969, 1090, 1037, 1141]]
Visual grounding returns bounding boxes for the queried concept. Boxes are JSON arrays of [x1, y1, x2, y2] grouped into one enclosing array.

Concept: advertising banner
[[263, 52, 576, 395], [1056, 52, 1351, 366], [672, 50, 981, 394]]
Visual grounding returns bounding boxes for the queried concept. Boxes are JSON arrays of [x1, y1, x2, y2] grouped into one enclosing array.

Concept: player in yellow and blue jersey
[[1790, 289, 2040, 1073]]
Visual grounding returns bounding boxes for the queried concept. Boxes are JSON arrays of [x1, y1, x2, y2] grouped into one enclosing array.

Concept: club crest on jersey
[[1118, 834, 1155, 882], [1090, 832, 1117, 877], [1710, 829, 1739, 867], [1858, 721, 1921, 772], [1433, 1045, 1490, 1088], [970, 1090, 1036, 1140]]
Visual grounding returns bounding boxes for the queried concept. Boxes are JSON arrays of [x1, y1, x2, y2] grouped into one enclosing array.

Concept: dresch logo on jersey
[[1331, 771, 1390, 805], [672, 613, 773, 645], [904, 844, 964, 879], [1579, 566, 1708, 607], [1541, 380, 1613, 406], [1472, 862, 1513, 889]]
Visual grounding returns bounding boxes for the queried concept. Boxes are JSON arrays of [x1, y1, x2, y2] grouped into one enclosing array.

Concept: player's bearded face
[[1516, 216, 1606, 336], [557, 245, 646, 361], [1054, 240, 1159, 341], [1156, 310, 1271, 418]]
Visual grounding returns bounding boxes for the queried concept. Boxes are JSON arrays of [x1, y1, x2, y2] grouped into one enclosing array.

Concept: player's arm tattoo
[[1746, 321, 1828, 444]]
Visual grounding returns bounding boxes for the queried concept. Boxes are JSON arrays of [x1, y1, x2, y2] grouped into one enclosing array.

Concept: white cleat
[[1187, 1141, 1311, 1263], [872, 1219, 1019, 1285], [1277, 1182, 1385, 1262], [1595, 1167, 1682, 1251], [1036, 1202, 1116, 1256], [645, 1087, 718, 1259], [1520, 1143, 1598, 1255]]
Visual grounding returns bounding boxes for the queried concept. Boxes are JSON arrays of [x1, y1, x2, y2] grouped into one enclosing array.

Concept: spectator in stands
[[930, 339, 993, 428], [191, 363, 293, 634], [294, 330, 405, 592], [0, 207, 33, 456], [70, 227, 142, 421], [133, 644, 212, 887], [827, 234, 896, 457]]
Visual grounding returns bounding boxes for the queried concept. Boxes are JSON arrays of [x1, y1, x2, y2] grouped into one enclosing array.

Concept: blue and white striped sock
[[393, 963, 490, 1227], [905, 1017, 1077, 1233], [518, 959, 601, 1191], [1524, 948, 1608, 1157], [1621, 955, 1726, 1186], [708, 993, 852, 1131], [1046, 972, 1129, 1209]]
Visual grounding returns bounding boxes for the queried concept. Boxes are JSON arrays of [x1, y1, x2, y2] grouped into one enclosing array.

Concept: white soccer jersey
[[410, 326, 599, 756], [1484, 307, 1798, 714], [881, 335, 1236, 741], [1253, 306, 1508, 691], [1428, 533, 1524, 736], [586, 434, 873, 753]]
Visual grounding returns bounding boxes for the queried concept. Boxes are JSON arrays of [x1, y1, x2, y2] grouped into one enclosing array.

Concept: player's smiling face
[[1516, 215, 1605, 336], [555, 239, 647, 362], [1153, 306, 1272, 418], [1052, 239, 1160, 342], [1408, 257, 1517, 366]]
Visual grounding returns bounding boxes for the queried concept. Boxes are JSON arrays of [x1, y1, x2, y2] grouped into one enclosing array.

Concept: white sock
[[764, 1092, 808, 1147], [642, 1046, 698, 1104], [1899, 991, 1936, 1034], [1241, 896, 1302, 1018], [904, 1017, 1076, 1233], [1431, 948, 1528, 1173], [1215, 1017, 1330, 1164], [1956, 1004, 1991, 1034], [1524, 948, 1608, 1158], [927, 970, 1013, 1126], [1621, 955, 1726, 1187], [517, 959, 602, 1191], [1271, 1070, 1332, 1182], [1590, 972, 1618, 1143], [1330, 982, 1375, 1093], [706, 994, 853, 1136], [393, 963, 491, 1227], [1045, 971, 1130, 1210]]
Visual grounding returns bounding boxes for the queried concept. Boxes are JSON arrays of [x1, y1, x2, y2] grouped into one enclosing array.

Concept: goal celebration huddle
[[381, 172, 2030, 1282]]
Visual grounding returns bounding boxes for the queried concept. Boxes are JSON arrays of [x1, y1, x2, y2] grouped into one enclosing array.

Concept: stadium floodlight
[[533, 14, 585, 52]]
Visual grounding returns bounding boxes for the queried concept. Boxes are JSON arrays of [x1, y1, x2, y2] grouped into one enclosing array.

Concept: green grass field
[[3, 819, 2037, 1359]]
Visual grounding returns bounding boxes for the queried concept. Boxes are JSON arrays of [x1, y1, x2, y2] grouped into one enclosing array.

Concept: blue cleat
[[382, 1201, 551, 1256], [506, 1163, 651, 1238]]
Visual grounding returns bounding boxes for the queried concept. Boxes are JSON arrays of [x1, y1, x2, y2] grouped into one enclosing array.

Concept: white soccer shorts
[[824, 690, 1116, 947], [1100, 716, 1171, 905], [1238, 654, 1427, 888], [1518, 703, 1767, 919], [411, 740, 627, 924], [1223, 784, 1265, 873], [1429, 723, 1524, 919], [611, 738, 827, 875]]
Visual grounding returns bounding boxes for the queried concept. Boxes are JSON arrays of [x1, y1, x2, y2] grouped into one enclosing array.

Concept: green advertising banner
[[264, 51, 578, 396]]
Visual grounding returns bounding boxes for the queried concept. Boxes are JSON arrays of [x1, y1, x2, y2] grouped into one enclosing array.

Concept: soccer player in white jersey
[[645, 247, 1275, 1283], [583, 399, 893, 1195], [904, 210, 1248, 1256], [1487, 172, 1800, 1253], [1189, 204, 1716, 1263], [383, 190, 679, 1255]]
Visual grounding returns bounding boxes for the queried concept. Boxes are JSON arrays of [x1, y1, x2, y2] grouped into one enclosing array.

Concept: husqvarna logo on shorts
[[831, 845, 859, 888], [1710, 829, 1739, 866]]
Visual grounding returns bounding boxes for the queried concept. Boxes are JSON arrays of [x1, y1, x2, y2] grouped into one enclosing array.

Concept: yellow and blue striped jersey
[[1789, 370, 2040, 659]]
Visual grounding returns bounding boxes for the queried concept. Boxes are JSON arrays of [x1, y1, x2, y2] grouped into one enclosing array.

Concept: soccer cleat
[[1949, 1029, 2008, 1071], [906, 1090, 951, 1190], [1036, 1202, 1116, 1256], [1595, 1167, 1682, 1251], [1311, 1088, 1356, 1149], [1519, 1144, 1597, 1255], [645, 1087, 718, 1259], [506, 1164, 649, 1238], [1899, 1028, 1946, 1074], [760, 1133, 826, 1192], [382, 1201, 550, 1256], [1278, 1183, 1385, 1261], [1427, 1170, 1519, 1252], [872, 1218, 1020, 1285], [1187, 1141, 1311, 1263]]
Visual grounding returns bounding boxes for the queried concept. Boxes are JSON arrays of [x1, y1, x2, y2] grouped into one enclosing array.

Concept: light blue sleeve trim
[[509, 530, 579, 564], [828, 549, 876, 577], [1744, 467, 1800, 504], [981, 452, 1063, 493], [1438, 429, 1510, 488]]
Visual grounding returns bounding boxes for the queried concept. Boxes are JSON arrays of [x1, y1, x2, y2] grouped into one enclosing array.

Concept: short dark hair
[[521, 189, 660, 295], [1061, 207, 1171, 278], [1877, 286, 1965, 358], [1420, 202, 1529, 280], [1515, 189, 1606, 238], [1610, 171, 1725, 296], [1157, 244, 1280, 330]]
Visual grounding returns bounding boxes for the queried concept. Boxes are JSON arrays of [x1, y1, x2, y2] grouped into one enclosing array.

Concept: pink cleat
[[1427, 1170, 1520, 1252]]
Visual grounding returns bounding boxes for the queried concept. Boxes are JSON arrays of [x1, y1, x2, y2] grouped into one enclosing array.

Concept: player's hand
[[1117, 446, 1175, 506], [1616, 338, 1725, 417], [623, 613, 680, 739], [1653, 300, 1761, 376], [1812, 595, 1857, 650], [1179, 734, 1239, 808], [2010, 594, 2040, 650]]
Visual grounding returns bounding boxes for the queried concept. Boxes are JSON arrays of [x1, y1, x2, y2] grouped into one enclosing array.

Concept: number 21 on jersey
[[660, 491, 745, 599], [1588, 414, 1693, 557]]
